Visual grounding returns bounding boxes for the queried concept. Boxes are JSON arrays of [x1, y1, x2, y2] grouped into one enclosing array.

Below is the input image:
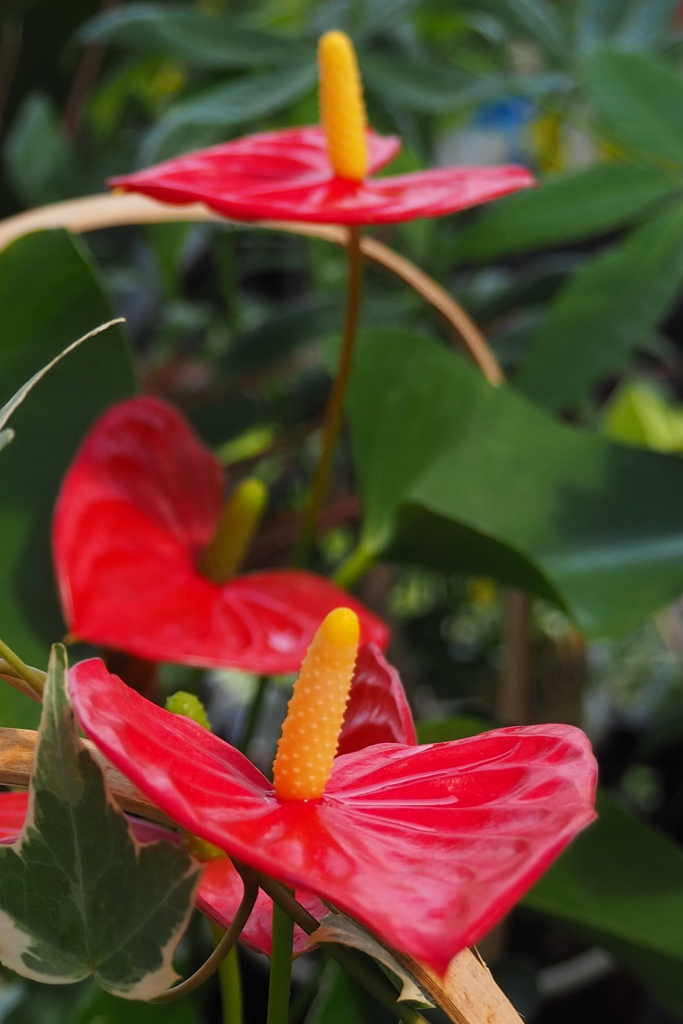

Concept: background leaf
[[516, 203, 683, 411], [582, 50, 683, 164], [347, 328, 683, 637], [0, 645, 200, 997], [81, 2, 311, 68], [450, 163, 678, 261], [525, 792, 683, 1017], [575, 0, 680, 53], [0, 229, 136, 728]]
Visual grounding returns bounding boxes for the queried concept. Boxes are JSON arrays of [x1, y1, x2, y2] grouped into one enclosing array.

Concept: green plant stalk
[[153, 871, 258, 1004], [0, 638, 44, 697], [258, 875, 431, 1024], [266, 891, 294, 1024], [210, 923, 243, 1024], [333, 542, 376, 590], [294, 225, 363, 566]]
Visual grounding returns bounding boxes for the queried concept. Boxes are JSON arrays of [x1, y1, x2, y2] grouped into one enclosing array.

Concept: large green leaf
[[348, 328, 683, 637], [68, 981, 201, 1023], [525, 792, 683, 1017], [583, 50, 683, 165], [0, 645, 199, 997], [81, 3, 310, 68], [450, 163, 678, 261], [575, 0, 680, 53], [517, 203, 683, 411], [141, 62, 316, 162], [0, 230, 136, 727]]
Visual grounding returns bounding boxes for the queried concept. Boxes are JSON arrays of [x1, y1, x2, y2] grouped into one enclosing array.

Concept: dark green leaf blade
[[583, 49, 683, 164], [348, 328, 683, 637], [517, 203, 683, 411], [525, 791, 683, 1017], [0, 645, 200, 997], [450, 163, 678, 261], [81, 3, 310, 68], [0, 230, 136, 729], [142, 63, 316, 162]]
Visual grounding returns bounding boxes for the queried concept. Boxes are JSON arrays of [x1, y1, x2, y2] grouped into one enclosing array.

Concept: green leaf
[[306, 962, 395, 1024], [141, 62, 316, 162], [416, 716, 492, 743], [0, 320, 123, 454], [582, 50, 683, 165], [517, 203, 683, 411], [81, 3, 310, 68], [576, 0, 680, 53], [361, 53, 501, 114], [602, 381, 683, 452], [477, 0, 569, 62], [348, 328, 683, 637], [450, 163, 678, 261], [3, 93, 76, 207], [0, 230, 136, 727], [525, 791, 683, 1017], [0, 645, 200, 996]]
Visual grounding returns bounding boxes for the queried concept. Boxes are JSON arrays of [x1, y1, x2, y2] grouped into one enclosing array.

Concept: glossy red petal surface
[[338, 643, 416, 754], [70, 659, 597, 975], [110, 126, 400, 222], [109, 124, 534, 225], [53, 397, 388, 671], [0, 791, 30, 842], [197, 857, 322, 956]]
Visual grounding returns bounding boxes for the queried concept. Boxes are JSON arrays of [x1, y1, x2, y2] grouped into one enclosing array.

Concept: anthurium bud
[[318, 30, 368, 181], [199, 478, 267, 584], [273, 608, 359, 800], [165, 690, 211, 731]]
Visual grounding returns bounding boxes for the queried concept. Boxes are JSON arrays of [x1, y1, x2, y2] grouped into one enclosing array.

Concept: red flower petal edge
[[69, 658, 597, 975], [0, 790, 319, 957], [53, 396, 389, 673], [109, 125, 536, 225], [339, 643, 416, 754]]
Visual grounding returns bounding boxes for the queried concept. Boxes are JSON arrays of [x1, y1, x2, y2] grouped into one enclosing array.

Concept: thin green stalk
[[266, 891, 294, 1024], [0, 638, 44, 698], [333, 543, 376, 590], [238, 675, 268, 754], [257, 875, 431, 1024], [294, 225, 363, 566], [153, 871, 257, 1004], [210, 923, 243, 1024]]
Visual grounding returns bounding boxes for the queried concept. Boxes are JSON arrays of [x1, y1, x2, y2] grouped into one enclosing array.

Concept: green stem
[[294, 225, 363, 567], [333, 543, 376, 590], [210, 923, 243, 1024], [238, 675, 268, 754], [0, 638, 44, 698], [266, 890, 294, 1024], [152, 871, 258, 1004], [257, 875, 430, 1024]]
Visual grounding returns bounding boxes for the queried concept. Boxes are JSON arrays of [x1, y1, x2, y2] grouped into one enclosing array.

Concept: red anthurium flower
[[108, 124, 535, 226], [68, 639, 597, 976], [109, 32, 534, 226], [53, 396, 388, 672]]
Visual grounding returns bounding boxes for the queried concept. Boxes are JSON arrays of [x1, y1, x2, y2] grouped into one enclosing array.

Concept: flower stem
[[333, 542, 376, 590], [0, 639, 44, 699], [267, 890, 294, 1024], [210, 923, 243, 1024], [294, 225, 363, 566], [257, 875, 431, 1024], [153, 870, 258, 1004]]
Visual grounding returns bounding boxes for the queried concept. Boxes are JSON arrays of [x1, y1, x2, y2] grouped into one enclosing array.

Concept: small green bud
[[165, 690, 211, 731]]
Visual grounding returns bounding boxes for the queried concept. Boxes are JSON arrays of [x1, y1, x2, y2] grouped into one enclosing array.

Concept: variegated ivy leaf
[[0, 644, 200, 999], [0, 318, 124, 454]]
